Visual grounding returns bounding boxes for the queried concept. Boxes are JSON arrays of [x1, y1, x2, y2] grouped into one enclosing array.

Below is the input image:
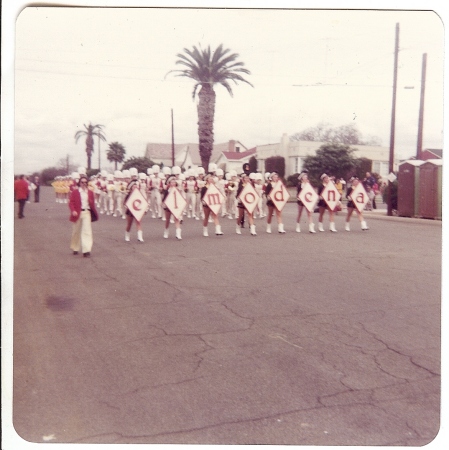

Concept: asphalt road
[[10, 187, 442, 446]]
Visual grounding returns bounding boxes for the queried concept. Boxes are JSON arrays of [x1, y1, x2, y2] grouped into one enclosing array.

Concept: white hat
[[197, 167, 205, 175], [114, 170, 123, 178], [71, 172, 80, 180], [229, 170, 237, 177], [147, 168, 153, 175], [264, 172, 271, 180], [208, 163, 217, 173], [255, 173, 263, 180], [162, 167, 172, 175], [158, 172, 165, 180], [216, 168, 224, 176], [225, 173, 231, 181], [129, 167, 138, 177], [172, 165, 181, 175], [106, 174, 114, 181], [152, 164, 160, 173], [122, 169, 130, 178], [178, 173, 186, 181], [100, 170, 108, 177], [78, 167, 86, 175], [249, 172, 256, 180], [138, 172, 146, 180]]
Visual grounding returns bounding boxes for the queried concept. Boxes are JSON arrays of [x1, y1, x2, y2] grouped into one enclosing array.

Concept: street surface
[[10, 187, 442, 446]]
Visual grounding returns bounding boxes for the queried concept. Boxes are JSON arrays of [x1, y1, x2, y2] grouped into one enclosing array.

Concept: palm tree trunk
[[197, 84, 215, 170], [86, 135, 94, 170]]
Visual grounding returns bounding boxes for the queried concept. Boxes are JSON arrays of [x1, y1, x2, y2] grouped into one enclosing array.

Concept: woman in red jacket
[[14, 175, 30, 219], [69, 176, 98, 257]]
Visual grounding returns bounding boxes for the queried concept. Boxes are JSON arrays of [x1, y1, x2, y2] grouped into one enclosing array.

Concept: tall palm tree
[[168, 44, 253, 169], [107, 141, 126, 170], [74, 123, 106, 170]]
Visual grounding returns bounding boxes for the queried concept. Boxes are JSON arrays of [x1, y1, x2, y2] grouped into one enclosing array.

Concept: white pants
[[70, 210, 93, 253]]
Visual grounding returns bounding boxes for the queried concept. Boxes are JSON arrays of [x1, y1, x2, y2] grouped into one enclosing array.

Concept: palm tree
[[74, 123, 106, 170], [167, 44, 253, 169], [107, 142, 126, 170]]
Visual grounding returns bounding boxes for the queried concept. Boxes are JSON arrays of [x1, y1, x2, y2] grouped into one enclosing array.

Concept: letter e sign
[[298, 183, 319, 212]]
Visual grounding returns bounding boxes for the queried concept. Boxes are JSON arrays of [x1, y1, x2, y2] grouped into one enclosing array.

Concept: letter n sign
[[349, 183, 369, 213], [238, 182, 260, 214], [321, 182, 341, 211], [298, 183, 319, 213], [270, 181, 289, 211], [125, 188, 149, 222], [164, 187, 187, 220], [203, 184, 225, 215]]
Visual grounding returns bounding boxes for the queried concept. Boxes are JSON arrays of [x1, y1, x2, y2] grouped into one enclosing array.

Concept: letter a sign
[[321, 182, 341, 211], [164, 187, 187, 220], [238, 182, 260, 215], [349, 183, 369, 213], [203, 183, 225, 215], [125, 188, 149, 222], [298, 183, 319, 213], [270, 181, 289, 212]]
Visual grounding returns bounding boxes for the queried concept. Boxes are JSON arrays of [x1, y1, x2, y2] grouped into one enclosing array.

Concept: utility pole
[[416, 53, 427, 160], [98, 135, 101, 171], [388, 23, 399, 216], [171, 109, 175, 166], [66, 154, 70, 175]]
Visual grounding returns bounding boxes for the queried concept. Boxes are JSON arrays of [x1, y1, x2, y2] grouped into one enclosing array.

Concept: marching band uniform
[[113, 171, 126, 217], [195, 173, 206, 220], [98, 171, 108, 214], [254, 174, 264, 219], [296, 171, 316, 233], [106, 174, 116, 215], [225, 171, 238, 219], [215, 169, 227, 218], [345, 177, 369, 231], [264, 172, 286, 234], [185, 174, 199, 219]]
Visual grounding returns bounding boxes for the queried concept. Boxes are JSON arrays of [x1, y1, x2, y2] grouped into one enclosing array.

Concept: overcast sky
[[7, 4, 446, 174]]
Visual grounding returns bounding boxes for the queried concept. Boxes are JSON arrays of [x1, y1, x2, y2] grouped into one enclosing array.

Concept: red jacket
[[14, 179, 29, 200], [68, 188, 98, 223]]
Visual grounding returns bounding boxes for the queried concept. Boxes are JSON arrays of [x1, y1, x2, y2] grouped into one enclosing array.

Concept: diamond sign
[[349, 182, 369, 213], [238, 182, 260, 215], [320, 182, 341, 211], [268, 181, 289, 212], [164, 187, 187, 221], [298, 182, 319, 212], [125, 187, 149, 222], [203, 183, 225, 216]]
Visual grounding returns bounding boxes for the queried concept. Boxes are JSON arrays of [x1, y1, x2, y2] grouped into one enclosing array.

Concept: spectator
[[14, 175, 30, 219]]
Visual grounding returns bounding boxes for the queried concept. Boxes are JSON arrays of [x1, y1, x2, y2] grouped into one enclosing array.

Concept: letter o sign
[[244, 192, 256, 204]]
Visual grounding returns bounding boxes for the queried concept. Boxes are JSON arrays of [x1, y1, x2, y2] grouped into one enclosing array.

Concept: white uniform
[[149, 176, 163, 218], [185, 179, 198, 218]]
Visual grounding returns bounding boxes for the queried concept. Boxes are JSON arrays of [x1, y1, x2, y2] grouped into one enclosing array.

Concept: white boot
[[345, 222, 351, 232], [125, 231, 130, 242], [215, 225, 223, 235], [175, 228, 182, 240], [330, 222, 337, 232], [266, 223, 272, 234], [203, 227, 209, 237], [137, 230, 144, 242], [296, 223, 301, 233], [163, 229, 169, 239], [309, 223, 316, 233], [250, 225, 257, 236], [236, 225, 241, 235], [361, 220, 369, 230], [278, 223, 286, 234], [318, 222, 324, 232]]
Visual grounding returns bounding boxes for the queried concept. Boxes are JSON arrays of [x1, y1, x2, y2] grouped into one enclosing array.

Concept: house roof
[[422, 148, 442, 158], [221, 148, 257, 161]]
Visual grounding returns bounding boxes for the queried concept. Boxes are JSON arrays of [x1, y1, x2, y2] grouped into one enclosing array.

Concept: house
[[256, 133, 398, 179], [145, 140, 249, 170]]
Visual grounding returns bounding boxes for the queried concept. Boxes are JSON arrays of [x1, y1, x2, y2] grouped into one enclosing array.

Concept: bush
[[265, 156, 285, 178]]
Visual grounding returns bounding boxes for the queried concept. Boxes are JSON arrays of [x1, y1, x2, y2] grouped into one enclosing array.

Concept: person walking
[[14, 175, 30, 219], [236, 172, 257, 236], [162, 176, 183, 239], [296, 171, 316, 233], [33, 176, 41, 202], [200, 174, 224, 236], [124, 168, 145, 242], [264, 172, 286, 234], [345, 177, 369, 231], [69, 176, 98, 257], [317, 173, 338, 232]]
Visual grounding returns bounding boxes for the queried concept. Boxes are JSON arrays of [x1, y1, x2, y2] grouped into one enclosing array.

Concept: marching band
[[57, 164, 370, 242]]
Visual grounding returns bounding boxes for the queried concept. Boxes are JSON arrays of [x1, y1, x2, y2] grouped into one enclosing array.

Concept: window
[[236, 146, 240, 153]]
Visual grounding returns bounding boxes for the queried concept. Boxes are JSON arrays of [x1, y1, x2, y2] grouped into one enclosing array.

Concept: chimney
[[228, 140, 236, 152]]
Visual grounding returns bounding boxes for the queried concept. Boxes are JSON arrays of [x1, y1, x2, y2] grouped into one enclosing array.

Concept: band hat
[[138, 172, 147, 180], [106, 174, 114, 181], [264, 172, 271, 180], [172, 165, 181, 175], [71, 172, 80, 179], [152, 164, 160, 173], [320, 173, 328, 180], [162, 166, 172, 175], [215, 168, 224, 176], [158, 172, 166, 179], [225, 172, 231, 181], [77, 167, 86, 175], [129, 167, 138, 177], [101, 170, 108, 177], [147, 168, 153, 175], [178, 173, 186, 181], [229, 170, 237, 177], [122, 169, 130, 178]]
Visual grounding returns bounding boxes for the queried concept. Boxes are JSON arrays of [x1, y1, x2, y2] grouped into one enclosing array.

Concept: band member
[[236, 172, 257, 236], [185, 171, 199, 219], [264, 172, 286, 233], [113, 171, 126, 218], [317, 173, 337, 232], [106, 174, 116, 215], [98, 170, 108, 214], [162, 176, 183, 239], [124, 168, 144, 242], [195, 170, 206, 220], [345, 177, 369, 231], [225, 171, 238, 219], [296, 170, 316, 233], [215, 168, 227, 218], [201, 174, 224, 236], [254, 173, 264, 218]]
